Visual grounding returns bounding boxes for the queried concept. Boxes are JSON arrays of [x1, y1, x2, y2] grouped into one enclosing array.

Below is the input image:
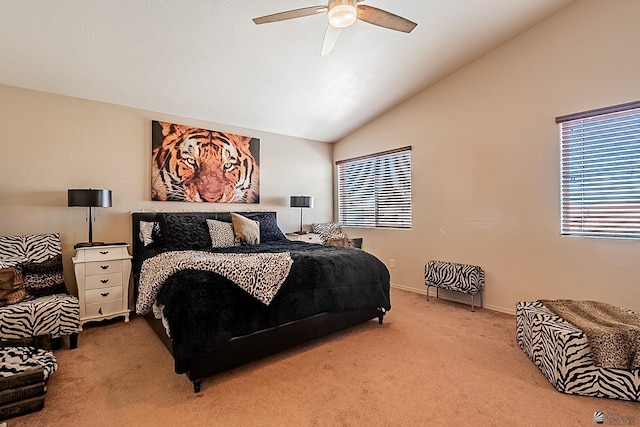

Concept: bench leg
[[470, 292, 483, 312], [426, 285, 440, 301]]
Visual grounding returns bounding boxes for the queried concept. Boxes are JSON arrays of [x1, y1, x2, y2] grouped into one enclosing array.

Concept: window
[[557, 101, 640, 239], [336, 146, 411, 228]]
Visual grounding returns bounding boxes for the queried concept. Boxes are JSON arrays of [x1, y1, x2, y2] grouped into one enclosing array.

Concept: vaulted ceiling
[[0, 0, 575, 142]]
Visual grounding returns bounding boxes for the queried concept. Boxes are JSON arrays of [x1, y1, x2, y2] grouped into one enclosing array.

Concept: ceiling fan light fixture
[[327, 0, 357, 29]]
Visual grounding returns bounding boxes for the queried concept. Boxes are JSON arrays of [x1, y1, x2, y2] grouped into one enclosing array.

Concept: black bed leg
[[193, 379, 202, 393], [377, 307, 386, 324]]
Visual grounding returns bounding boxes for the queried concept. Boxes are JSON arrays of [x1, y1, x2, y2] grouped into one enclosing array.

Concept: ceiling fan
[[252, 0, 417, 56]]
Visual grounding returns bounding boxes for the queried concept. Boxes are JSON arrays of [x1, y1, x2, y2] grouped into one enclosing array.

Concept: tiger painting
[[151, 121, 260, 203]]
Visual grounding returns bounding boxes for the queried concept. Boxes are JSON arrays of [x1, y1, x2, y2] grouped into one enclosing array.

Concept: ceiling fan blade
[[253, 6, 327, 25], [321, 26, 342, 56], [357, 5, 417, 33]]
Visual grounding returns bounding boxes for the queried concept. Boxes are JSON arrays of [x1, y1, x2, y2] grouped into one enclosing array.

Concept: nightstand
[[286, 233, 323, 244], [72, 244, 132, 330]]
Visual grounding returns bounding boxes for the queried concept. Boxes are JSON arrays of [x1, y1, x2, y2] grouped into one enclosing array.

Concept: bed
[[131, 211, 391, 392]]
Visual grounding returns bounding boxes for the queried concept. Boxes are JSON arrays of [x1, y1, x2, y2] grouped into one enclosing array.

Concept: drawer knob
[[100, 292, 110, 297], [98, 307, 102, 315], [100, 279, 109, 284], [100, 265, 109, 270], [100, 251, 109, 255]]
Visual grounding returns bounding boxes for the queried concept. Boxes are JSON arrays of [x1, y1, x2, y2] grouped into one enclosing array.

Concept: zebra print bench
[[424, 260, 485, 311], [0, 233, 80, 348], [516, 301, 640, 401]]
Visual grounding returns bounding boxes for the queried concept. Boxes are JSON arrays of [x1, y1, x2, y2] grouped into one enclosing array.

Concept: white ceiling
[[0, 0, 574, 142]]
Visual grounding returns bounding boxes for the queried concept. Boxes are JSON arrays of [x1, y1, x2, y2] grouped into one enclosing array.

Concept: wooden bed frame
[[131, 212, 386, 392]]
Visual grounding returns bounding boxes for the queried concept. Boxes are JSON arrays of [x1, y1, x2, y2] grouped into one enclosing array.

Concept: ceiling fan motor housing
[[327, 0, 358, 28]]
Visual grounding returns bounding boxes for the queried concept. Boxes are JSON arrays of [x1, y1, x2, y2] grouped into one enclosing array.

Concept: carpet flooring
[[9, 288, 639, 426]]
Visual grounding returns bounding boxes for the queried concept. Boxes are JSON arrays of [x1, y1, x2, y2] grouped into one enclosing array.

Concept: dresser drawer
[[86, 286, 122, 304], [80, 246, 130, 262], [85, 272, 122, 290], [85, 260, 124, 275], [85, 299, 124, 318]]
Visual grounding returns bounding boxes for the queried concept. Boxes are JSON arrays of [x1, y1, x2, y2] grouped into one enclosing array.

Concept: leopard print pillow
[[206, 220, 239, 248]]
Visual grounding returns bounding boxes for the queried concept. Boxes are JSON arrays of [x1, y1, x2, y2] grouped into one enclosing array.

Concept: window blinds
[[337, 146, 412, 228], [557, 101, 640, 239]]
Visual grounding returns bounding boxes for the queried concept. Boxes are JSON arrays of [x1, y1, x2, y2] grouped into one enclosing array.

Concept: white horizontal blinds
[[558, 102, 640, 239], [337, 146, 412, 228]]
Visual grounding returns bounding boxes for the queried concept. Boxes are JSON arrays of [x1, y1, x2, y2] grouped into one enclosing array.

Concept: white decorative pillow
[[231, 213, 260, 246], [139, 221, 159, 246], [206, 220, 239, 248]]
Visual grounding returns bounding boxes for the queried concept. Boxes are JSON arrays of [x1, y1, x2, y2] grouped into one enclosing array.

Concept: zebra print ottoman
[[516, 301, 640, 401], [424, 260, 485, 311], [0, 346, 57, 419]]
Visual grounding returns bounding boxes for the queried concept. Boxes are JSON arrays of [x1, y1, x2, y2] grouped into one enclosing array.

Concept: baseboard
[[390, 283, 515, 315]]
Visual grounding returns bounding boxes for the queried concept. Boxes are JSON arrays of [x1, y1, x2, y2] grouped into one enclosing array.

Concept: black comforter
[[135, 240, 391, 374]]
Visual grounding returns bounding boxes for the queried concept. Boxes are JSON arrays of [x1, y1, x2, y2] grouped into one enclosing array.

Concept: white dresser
[[72, 244, 132, 330], [286, 232, 322, 244]]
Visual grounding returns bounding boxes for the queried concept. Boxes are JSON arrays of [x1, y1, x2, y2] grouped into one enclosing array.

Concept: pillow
[[0, 266, 27, 306], [231, 213, 260, 246], [312, 222, 348, 243], [139, 221, 159, 246], [20, 254, 67, 297], [206, 219, 239, 248], [158, 214, 212, 250], [238, 212, 287, 242], [325, 236, 352, 247]]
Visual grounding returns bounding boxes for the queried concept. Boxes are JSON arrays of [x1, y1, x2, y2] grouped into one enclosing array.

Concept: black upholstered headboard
[[132, 211, 279, 293], [131, 211, 282, 259]]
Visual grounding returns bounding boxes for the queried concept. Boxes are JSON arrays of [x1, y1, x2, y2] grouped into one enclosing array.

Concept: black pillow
[[238, 212, 287, 242], [158, 214, 212, 250]]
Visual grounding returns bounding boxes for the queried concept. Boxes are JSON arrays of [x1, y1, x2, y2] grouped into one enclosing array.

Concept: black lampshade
[[290, 196, 314, 208], [68, 189, 112, 208], [68, 189, 112, 245]]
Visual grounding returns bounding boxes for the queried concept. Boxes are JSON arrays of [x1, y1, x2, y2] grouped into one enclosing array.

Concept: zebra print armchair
[[0, 233, 80, 348]]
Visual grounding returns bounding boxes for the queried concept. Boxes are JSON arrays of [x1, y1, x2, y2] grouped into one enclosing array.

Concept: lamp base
[[294, 231, 309, 235], [73, 241, 106, 249]]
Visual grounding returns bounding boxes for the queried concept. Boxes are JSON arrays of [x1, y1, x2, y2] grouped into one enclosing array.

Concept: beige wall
[[334, 0, 640, 313], [0, 85, 333, 294]]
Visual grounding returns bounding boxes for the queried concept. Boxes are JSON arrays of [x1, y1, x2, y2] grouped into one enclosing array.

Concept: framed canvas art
[[151, 120, 260, 203]]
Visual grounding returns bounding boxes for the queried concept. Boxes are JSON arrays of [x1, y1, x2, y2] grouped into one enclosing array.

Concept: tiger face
[[151, 122, 260, 203]]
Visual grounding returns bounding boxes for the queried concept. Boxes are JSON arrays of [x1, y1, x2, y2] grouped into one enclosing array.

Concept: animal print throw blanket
[[136, 251, 293, 315], [540, 299, 640, 369]]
